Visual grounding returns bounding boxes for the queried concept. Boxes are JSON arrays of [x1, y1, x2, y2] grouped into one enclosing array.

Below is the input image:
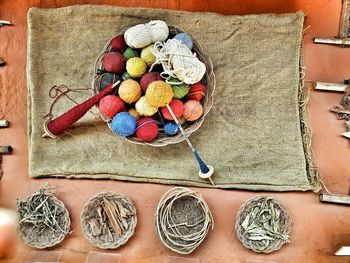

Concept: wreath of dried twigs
[[155, 187, 214, 254], [17, 186, 71, 249], [235, 196, 291, 253], [80, 192, 137, 249]]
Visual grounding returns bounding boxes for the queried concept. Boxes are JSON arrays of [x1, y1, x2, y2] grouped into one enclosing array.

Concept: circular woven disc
[[17, 191, 71, 249], [80, 192, 137, 249], [235, 196, 292, 253]]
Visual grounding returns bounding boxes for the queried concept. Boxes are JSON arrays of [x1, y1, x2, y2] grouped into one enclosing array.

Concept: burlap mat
[[27, 5, 320, 191]]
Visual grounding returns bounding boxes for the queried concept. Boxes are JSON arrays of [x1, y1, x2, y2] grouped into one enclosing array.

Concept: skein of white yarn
[[151, 38, 206, 85], [124, 20, 169, 49]]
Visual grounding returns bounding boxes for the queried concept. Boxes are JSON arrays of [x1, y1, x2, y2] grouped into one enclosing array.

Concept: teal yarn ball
[[111, 112, 137, 137], [174, 33, 193, 50], [164, 122, 179, 136]]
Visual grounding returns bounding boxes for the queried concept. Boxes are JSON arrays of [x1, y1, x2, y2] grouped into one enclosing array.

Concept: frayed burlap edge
[[298, 45, 322, 192]]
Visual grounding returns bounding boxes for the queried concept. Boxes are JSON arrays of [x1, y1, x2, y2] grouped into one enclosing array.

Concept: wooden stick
[[335, 246, 350, 256], [320, 193, 350, 205], [0, 20, 11, 25], [342, 131, 350, 139], [0, 146, 12, 154], [0, 120, 9, 128], [313, 37, 350, 46], [314, 82, 348, 92]]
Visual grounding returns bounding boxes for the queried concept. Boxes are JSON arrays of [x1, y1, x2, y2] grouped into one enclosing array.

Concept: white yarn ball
[[151, 39, 206, 85], [124, 20, 169, 49]]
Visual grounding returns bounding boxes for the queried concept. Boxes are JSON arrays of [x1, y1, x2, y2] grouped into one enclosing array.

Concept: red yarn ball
[[187, 82, 206, 101], [135, 118, 158, 142], [111, 35, 126, 52], [99, 95, 125, 119], [161, 99, 184, 120], [140, 72, 162, 93], [102, 52, 126, 74]]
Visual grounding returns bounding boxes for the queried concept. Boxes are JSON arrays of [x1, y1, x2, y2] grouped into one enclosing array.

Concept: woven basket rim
[[92, 23, 215, 147], [80, 191, 137, 249], [154, 187, 214, 254], [18, 192, 71, 249], [235, 195, 292, 254]]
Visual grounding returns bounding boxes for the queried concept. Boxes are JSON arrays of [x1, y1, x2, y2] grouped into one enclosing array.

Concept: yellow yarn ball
[[126, 57, 147, 78], [146, 81, 173, 108], [140, 45, 156, 66], [118, 79, 142, 104], [128, 108, 140, 120], [135, 96, 158, 117]]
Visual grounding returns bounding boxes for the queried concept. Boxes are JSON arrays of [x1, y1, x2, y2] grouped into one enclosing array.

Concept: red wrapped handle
[[43, 82, 119, 138]]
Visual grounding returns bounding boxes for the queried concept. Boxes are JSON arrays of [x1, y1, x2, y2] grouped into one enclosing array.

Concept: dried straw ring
[[235, 196, 292, 253], [80, 192, 137, 249], [17, 187, 71, 249], [155, 187, 214, 254]]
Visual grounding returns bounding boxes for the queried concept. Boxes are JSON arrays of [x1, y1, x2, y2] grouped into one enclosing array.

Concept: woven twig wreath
[[235, 196, 292, 253], [155, 187, 214, 254], [80, 192, 137, 249], [17, 187, 71, 249]]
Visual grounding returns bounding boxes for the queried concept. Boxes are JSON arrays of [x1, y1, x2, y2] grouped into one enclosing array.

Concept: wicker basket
[[17, 187, 71, 249], [155, 187, 214, 254], [93, 24, 215, 147], [235, 196, 292, 253], [80, 192, 137, 249]]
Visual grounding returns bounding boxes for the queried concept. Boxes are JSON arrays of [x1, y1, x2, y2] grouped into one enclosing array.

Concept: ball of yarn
[[187, 82, 206, 101], [174, 33, 193, 50], [146, 81, 173, 108], [128, 108, 140, 120], [141, 45, 156, 66], [122, 47, 139, 60], [119, 79, 142, 104], [140, 72, 162, 93], [164, 122, 179, 136], [99, 95, 125, 119], [169, 78, 189, 99], [99, 73, 121, 91], [102, 52, 126, 74], [135, 118, 158, 142], [161, 99, 184, 120], [135, 96, 158, 116], [111, 35, 126, 52], [183, 100, 203, 121], [121, 71, 132, 80], [126, 57, 147, 78], [124, 20, 169, 49], [111, 112, 137, 137]]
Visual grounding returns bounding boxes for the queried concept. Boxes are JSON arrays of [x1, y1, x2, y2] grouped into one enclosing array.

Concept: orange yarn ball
[[99, 95, 125, 119], [128, 108, 140, 120], [118, 79, 142, 104], [183, 100, 203, 121], [145, 81, 173, 108]]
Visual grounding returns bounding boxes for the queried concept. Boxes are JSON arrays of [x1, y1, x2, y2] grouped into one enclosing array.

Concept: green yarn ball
[[123, 47, 139, 60], [170, 78, 189, 99]]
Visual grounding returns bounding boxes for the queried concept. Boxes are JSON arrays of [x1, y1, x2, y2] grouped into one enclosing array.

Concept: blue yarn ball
[[164, 122, 179, 136], [174, 33, 193, 50], [111, 112, 137, 137]]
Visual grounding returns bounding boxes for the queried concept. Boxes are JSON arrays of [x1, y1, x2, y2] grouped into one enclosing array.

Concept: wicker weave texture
[[80, 192, 137, 249]]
